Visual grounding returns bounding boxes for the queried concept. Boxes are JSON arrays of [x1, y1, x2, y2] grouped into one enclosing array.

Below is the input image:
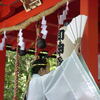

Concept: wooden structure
[[0, 0, 99, 99]]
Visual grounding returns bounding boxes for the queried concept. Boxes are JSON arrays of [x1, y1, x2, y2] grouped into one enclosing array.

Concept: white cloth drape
[[27, 51, 100, 100]]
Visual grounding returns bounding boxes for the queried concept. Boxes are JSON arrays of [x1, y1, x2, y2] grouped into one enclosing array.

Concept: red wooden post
[[80, 0, 98, 83], [0, 38, 6, 100]]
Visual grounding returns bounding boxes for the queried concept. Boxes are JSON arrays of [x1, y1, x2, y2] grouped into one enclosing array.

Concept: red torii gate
[[0, 0, 99, 99]]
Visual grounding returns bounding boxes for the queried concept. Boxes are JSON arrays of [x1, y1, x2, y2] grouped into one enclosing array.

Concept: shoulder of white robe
[[70, 50, 82, 65], [41, 57, 71, 93]]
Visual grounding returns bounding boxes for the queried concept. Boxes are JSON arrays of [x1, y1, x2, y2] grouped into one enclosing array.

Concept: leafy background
[[4, 51, 57, 100]]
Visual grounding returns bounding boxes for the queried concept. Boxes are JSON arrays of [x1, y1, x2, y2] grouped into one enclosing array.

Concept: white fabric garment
[[42, 51, 100, 100], [27, 51, 100, 100], [27, 60, 68, 100], [27, 74, 46, 100]]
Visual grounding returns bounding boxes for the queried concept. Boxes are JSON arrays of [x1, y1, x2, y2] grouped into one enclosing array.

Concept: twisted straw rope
[[0, 0, 69, 32], [13, 46, 19, 100]]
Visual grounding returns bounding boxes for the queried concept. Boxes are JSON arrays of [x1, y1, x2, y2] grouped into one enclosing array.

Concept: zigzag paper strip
[[58, 1, 69, 25], [0, 31, 7, 50], [41, 16, 48, 39], [18, 29, 25, 50]]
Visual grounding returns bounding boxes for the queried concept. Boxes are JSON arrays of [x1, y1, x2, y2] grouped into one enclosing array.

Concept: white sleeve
[[41, 57, 69, 93], [44, 51, 100, 100]]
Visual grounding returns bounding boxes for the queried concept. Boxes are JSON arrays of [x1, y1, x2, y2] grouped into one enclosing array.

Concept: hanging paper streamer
[[0, 31, 7, 50], [18, 29, 25, 50], [58, 1, 69, 25], [41, 16, 48, 39], [57, 2, 69, 65]]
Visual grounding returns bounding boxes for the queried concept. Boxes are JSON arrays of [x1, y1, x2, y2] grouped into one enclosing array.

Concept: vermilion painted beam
[[1, 6, 10, 18], [0, 0, 62, 29], [0, 48, 6, 100], [2, 0, 17, 4], [80, 0, 98, 83]]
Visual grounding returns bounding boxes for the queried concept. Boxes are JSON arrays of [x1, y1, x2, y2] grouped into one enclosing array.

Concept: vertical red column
[[0, 38, 6, 100], [80, 0, 98, 83]]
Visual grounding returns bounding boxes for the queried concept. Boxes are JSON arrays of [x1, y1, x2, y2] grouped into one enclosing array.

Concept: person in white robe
[[41, 50, 100, 100], [27, 20, 100, 99], [27, 59, 50, 100], [27, 49, 100, 100]]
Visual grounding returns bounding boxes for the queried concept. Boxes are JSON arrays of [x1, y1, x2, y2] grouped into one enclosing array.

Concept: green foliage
[[49, 57, 57, 71], [4, 51, 57, 100], [4, 51, 34, 100]]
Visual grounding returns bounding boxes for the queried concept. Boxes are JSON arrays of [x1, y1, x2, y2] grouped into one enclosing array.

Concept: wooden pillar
[[80, 0, 98, 83], [0, 38, 6, 100]]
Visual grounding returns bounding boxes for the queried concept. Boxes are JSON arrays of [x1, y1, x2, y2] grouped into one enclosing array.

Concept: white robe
[[27, 51, 100, 100], [27, 74, 46, 100]]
